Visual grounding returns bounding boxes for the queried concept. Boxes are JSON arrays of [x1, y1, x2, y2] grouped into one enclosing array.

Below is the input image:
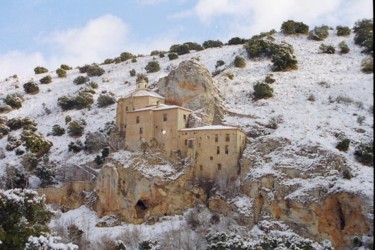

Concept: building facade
[[115, 81, 247, 179]]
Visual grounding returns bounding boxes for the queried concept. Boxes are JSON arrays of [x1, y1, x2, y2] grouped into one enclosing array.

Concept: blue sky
[[0, 0, 372, 78]]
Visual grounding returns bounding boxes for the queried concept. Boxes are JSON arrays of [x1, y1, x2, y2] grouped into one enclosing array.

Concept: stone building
[[115, 80, 246, 179]]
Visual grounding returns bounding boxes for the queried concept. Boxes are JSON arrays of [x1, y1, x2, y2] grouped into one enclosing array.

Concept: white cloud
[[40, 14, 129, 67], [193, 0, 373, 39], [137, 0, 167, 5], [0, 51, 46, 79]]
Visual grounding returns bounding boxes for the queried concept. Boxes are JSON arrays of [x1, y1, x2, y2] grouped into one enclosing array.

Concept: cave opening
[[135, 200, 148, 218]]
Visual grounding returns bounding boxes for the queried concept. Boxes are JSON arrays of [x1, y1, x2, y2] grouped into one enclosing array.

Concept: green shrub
[[308, 25, 329, 41], [170, 44, 190, 55], [353, 18, 373, 54], [354, 142, 373, 166], [159, 52, 165, 58], [65, 115, 72, 124], [145, 60, 161, 73], [168, 53, 178, 60], [36, 165, 56, 187], [34, 66, 48, 74], [281, 20, 309, 34], [0, 189, 53, 249], [336, 26, 351, 36], [67, 119, 86, 137], [86, 65, 105, 76], [57, 96, 76, 110], [21, 153, 39, 170], [89, 81, 98, 89], [102, 58, 114, 65], [244, 35, 274, 58], [60, 64, 72, 70], [361, 57, 373, 73], [253, 82, 273, 99], [21, 130, 53, 157], [130, 69, 136, 77], [51, 124, 65, 136], [56, 68, 67, 78], [202, 40, 223, 48], [7, 117, 23, 130], [4, 93, 24, 109], [73, 75, 90, 85], [97, 94, 116, 108], [215, 60, 224, 68], [265, 74, 275, 83], [183, 42, 204, 51], [338, 41, 350, 54], [39, 75, 52, 84], [150, 50, 160, 56], [23, 81, 39, 94], [336, 139, 350, 152], [319, 44, 335, 54], [120, 52, 134, 62], [228, 37, 246, 45], [113, 57, 122, 64], [234, 56, 246, 68], [271, 42, 297, 71], [74, 91, 94, 109], [131, 58, 137, 63], [78, 64, 90, 73]]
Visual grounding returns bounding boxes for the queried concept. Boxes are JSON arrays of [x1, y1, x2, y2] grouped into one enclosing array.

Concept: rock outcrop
[[157, 60, 225, 125]]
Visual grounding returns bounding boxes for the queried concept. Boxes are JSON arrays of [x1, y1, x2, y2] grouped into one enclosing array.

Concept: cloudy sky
[[0, 0, 372, 78]]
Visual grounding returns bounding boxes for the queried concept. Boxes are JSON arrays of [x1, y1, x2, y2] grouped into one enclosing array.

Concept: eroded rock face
[[157, 60, 225, 124], [96, 154, 206, 224]]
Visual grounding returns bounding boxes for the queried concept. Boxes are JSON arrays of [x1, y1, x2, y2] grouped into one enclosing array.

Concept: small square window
[[217, 146, 220, 154], [225, 134, 230, 142], [136, 116, 140, 123], [225, 145, 229, 154], [185, 139, 187, 146], [215, 134, 218, 142], [126, 106, 128, 111], [183, 114, 187, 120], [139, 127, 143, 134], [210, 156, 213, 160], [218, 164, 222, 170], [188, 140, 193, 148], [199, 165, 203, 171], [163, 113, 167, 121]]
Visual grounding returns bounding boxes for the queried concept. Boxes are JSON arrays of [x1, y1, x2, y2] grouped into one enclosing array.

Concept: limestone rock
[[157, 60, 225, 124]]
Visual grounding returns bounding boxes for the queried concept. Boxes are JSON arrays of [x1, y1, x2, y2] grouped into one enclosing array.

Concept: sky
[[0, 0, 372, 78]]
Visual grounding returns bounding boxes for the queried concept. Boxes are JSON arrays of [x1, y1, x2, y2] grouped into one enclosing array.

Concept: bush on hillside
[[336, 138, 350, 152], [338, 41, 350, 54], [67, 119, 86, 137], [56, 68, 67, 78], [34, 66, 48, 74], [36, 165, 56, 187], [102, 58, 114, 65], [170, 44, 190, 55], [21, 153, 39, 170], [57, 96, 76, 110], [51, 124, 65, 136], [319, 44, 335, 54], [145, 60, 161, 73], [281, 20, 309, 35], [73, 75, 90, 85], [168, 53, 178, 60], [336, 26, 351, 36], [228, 37, 246, 45], [97, 93, 116, 108], [119, 52, 134, 62], [74, 91, 94, 109], [130, 69, 136, 77], [65, 115, 72, 124], [60, 64, 72, 70], [253, 82, 273, 99], [23, 81, 39, 94], [136, 73, 149, 83], [234, 56, 246, 68], [150, 50, 160, 56], [78, 64, 90, 73], [271, 43, 298, 71], [4, 93, 24, 109], [21, 130, 53, 157], [354, 142, 373, 166], [215, 60, 225, 69], [184, 42, 204, 51], [265, 74, 275, 83], [39, 75, 52, 84], [308, 25, 329, 41], [88, 81, 98, 89], [361, 57, 373, 74], [6, 117, 23, 130], [86, 65, 105, 77], [202, 40, 223, 49], [353, 18, 373, 54]]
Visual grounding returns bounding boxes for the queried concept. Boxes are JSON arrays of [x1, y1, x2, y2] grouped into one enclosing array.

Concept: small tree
[[202, 40, 223, 48], [338, 41, 350, 54], [168, 53, 178, 60], [234, 56, 246, 68], [119, 52, 134, 62], [39, 75, 52, 84], [281, 20, 309, 35], [184, 42, 204, 51], [253, 82, 273, 99], [336, 138, 350, 152], [354, 142, 373, 166], [36, 165, 56, 187], [308, 25, 329, 41], [34, 66, 48, 74], [97, 94, 116, 108], [361, 57, 373, 74], [4, 93, 24, 109], [73, 76, 89, 85], [86, 65, 105, 76], [129, 69, 136, 77], [51, 124, 65, 136], [353, 18, 373, 54], [228, 37, 246, 45], [215, 60, 225, 68], [67, 119, 86, 137], [60, 64, 72, 70], [145, 60, 161, 73], [319, 44, 335, 54], [23, 81, 39, 94]]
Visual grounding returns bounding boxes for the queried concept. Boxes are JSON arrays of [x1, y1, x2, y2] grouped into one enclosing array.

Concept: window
[[215, 134, 218, 142], [225, 134, 230, 142], [183, 114, 187, 120], [136, 116, 140, 123], [185, 139, 187, 146], [139, 127, 143, 134], [199, 165, 203, 171], [188, 140, 193, 148], [210, 156, 213, 160], [163, 113, 167, 121], [217, 146, 220, 154], [126, 106, 128, 111], [225, 145, 229, 154], [218, 164, 222, 170]]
